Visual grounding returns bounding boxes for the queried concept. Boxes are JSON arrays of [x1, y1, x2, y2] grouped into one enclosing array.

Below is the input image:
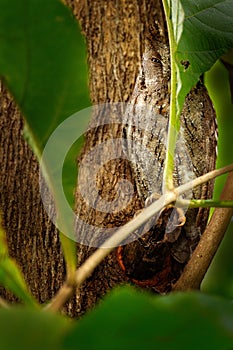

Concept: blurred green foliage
[[203, 60, 233, 298]]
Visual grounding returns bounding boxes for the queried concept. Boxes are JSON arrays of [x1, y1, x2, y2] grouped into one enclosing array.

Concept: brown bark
[[65, 0, 167, 316], [0, 0, 217, 318], [0, 83, 65, 303], [0, 0, 165, 317]]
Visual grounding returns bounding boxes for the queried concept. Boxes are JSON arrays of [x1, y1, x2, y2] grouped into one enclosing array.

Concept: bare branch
[[46, 164, 233, 311], [44, 282, 73, 312], [45, 193, 174, 311], [173, 171, 233, 291], [175, 163, 233, 196]]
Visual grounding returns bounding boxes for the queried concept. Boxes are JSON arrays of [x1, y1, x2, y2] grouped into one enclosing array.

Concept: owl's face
[[142, 41, 170, 90]]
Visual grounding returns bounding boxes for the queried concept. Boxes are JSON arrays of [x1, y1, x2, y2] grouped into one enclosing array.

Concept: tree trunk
[[0, 0, 164, 317], [66, 0, 216, 316], [65, 0, 167, 316], [0, 0, 216, 318], [0, 83, 65, 303]]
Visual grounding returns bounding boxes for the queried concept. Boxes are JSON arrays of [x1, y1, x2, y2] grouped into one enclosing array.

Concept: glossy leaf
[[166, 0, 233, 114], [63, 287, 233, 349], [0, 0, 90, 271], [0, 0, 89, 152]]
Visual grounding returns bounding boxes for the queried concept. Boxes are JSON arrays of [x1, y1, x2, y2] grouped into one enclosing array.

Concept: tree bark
[[66, 0, 216, 316], [0, 0, 216, 319], [65, 0, 167, 316], [0, 0, 164, 317], [0, 83, 65, 303]]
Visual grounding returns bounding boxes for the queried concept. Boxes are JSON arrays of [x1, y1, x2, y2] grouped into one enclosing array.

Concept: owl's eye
[[151, 57, 162, 64]]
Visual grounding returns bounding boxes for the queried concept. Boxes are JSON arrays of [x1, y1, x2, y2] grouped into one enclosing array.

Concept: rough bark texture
[[66, 0, 171, 317], [0, 82, 65, 303], [67, 0, 216, 316], [0, 0, 164, 317], [0, 0, 216, 318]]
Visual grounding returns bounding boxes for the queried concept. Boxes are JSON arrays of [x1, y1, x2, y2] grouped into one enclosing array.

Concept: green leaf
[[205, 60, 233, 171], [162, 0, 233, 191], [0, 258, 36, 306], [0, 214, 37, 306], [0, 0, 90, 271], [204, 58, 233, 221], [203, 222, 233, 299], [176, 0, 233, 110], [62, 136, 85, 208], [0, 308, 69, 350], [0, 0, 90, 152], [62, 287, 233, 350], [59, 231, 77, 281]]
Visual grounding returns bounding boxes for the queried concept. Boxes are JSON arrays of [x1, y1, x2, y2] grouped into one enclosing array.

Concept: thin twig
[[173, 171, 233, 291], [176, 198, 233, 208], [175, 163, 233, 196], [46, 163, 233, 312], [44, 282, 74, 312], [45, 193, 175, 312]]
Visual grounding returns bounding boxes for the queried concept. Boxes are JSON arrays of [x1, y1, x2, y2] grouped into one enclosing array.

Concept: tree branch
[[46, 164, 233, 312], [176, 198, 233, 208], [173, 171, 233, 291]]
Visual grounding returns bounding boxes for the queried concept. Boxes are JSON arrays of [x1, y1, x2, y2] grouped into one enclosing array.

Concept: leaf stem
[[176, 198, 233, 208], [59, 232, 77, 285], [162, 0, 180, 192], [40, 164, 77, 286]]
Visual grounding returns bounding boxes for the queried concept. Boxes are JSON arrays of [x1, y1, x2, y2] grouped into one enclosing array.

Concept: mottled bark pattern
[[69, 0, 216, 314], [0, 0, 165, 317], [66, 0, 167, 316], [120, 29, 217, 292], [0, 83, 65, 303]]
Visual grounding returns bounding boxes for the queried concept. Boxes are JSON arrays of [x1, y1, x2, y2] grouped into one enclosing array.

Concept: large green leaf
[[0, 308, 69, 350], [0, 0, 89, 152], [205, 58, 233, 208], [63, 287, 233, 349], [162, 0, 233, 190], [1, 288, 233, 349], [176, 0, 233, 110], [205, 60, 233, 171], [0, 0, 90, 272]]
